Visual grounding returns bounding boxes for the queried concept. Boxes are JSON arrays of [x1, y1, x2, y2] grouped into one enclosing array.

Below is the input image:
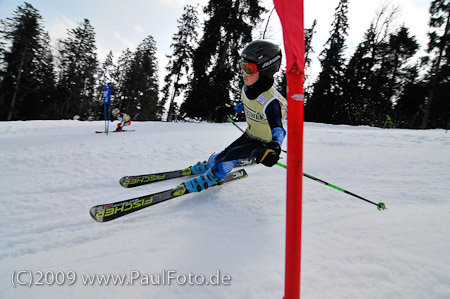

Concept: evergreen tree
[[114, 48, 133, 110], [341, 6, 418, 126], [274, 68, 287, 98], [394, 70, 426, 128], [340, 27, 376, 125], [161, 5, 199, 121], [371, 26, 419, 126], [421, 0, 450, 128], [306, 0, 348, 124], [361, 25, 418, 126], [121, 36, 161, 120], [56, 19, 98, 119], [25, 31, 56, 119], [91, 51, 115, 120], [97, 50, 116, 89], [386, 27, 419, 97], [305, 20, 317, 73], [0, 2, 45, 120], [275, 20, 316, 99], [0, 32, 6, 82], [181, 0, 265, 122]]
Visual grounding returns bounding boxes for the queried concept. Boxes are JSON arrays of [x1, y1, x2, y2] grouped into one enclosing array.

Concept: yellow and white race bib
[[242, 87, 287, 142]]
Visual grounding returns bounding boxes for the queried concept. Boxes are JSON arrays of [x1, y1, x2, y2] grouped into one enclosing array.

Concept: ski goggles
[[239, 61, 258, 76]]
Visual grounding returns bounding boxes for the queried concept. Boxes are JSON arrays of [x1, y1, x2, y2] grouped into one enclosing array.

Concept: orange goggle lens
[[240, 62, 258, 76]]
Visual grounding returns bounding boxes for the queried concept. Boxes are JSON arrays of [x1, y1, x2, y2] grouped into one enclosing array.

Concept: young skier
[[175, 40, 287, 194], [112, 108, 131, 132]]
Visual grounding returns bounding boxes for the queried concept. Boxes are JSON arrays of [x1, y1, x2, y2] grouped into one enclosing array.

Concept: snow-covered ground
[[1, 120, 449, 299]]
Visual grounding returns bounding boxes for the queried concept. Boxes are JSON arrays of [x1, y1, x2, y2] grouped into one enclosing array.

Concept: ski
[[95, 130, 135, 134], [90, 169, 248, 223], [119, 158, 255, 188]]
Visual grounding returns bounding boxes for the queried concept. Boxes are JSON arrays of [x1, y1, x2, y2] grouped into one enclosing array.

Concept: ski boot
[[184, 168, 220, 193], [187, 153, 219, 175]]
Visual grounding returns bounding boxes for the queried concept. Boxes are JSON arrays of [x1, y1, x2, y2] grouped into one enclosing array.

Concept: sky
[[0, 0, 431, 84]]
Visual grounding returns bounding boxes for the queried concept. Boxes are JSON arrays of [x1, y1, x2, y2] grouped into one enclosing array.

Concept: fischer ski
[[90, 169, 248, 222], [95, 130, 135, 134], [119, 158, 255, 188]]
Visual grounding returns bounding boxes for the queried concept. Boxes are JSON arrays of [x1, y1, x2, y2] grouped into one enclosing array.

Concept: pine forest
[[0, 1, 449, 129]]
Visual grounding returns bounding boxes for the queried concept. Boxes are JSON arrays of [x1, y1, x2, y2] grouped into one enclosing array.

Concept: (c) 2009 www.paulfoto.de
[[11, 269, 232, 287]]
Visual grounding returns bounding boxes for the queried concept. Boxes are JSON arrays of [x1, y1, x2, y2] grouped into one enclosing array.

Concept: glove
[[271, 127, 286, 146], [256, 141, 281, 167], [234, 102, 244, 113]]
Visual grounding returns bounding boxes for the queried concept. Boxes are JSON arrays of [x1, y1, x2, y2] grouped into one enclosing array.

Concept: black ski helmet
[[240, 40, 282, 80]]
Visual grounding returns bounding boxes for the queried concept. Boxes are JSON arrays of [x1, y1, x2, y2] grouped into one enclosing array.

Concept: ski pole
[[226, 117, 386, 211], [275, 162, 386, 210], [227, 116, 246, 133]]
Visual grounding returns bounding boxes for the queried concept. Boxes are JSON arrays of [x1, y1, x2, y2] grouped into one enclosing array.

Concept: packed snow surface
[[1, 120, 449, 299]]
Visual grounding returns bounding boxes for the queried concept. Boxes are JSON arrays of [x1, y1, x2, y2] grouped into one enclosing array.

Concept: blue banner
[[103, 83, 112, 105]]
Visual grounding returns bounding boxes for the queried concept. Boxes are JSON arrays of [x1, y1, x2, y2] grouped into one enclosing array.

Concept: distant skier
[[175, 40, 287, 194], [383, 115, 394, 129], [112, 108, 131, 132]]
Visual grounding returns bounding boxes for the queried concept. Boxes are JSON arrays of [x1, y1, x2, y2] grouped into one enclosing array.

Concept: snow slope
[[1, 120, 449, 299]]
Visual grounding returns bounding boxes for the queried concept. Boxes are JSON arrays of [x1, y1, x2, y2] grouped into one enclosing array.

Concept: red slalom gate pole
[[274, 0, 305, 298], [284, 72, 304, 299]]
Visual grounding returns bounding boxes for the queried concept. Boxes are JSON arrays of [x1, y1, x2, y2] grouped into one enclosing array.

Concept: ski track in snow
[[0, 120, 449, 299]]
